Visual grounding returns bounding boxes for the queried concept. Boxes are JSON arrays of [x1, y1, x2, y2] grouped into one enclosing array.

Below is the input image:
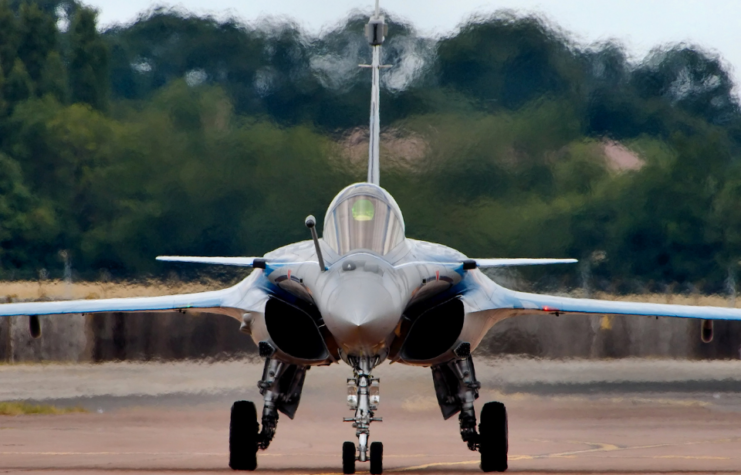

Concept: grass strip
[[0, 401, 88, 416]]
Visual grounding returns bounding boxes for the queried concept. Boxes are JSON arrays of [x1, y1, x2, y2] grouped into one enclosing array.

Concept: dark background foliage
[[1, 1, 741, 292]]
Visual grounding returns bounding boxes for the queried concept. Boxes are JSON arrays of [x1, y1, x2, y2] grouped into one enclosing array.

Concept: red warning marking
[[287, 270, 292, 280], [435, 271, 440, 281]]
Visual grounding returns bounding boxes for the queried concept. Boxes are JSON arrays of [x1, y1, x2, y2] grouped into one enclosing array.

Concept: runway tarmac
[[1, 357, 741, 474]]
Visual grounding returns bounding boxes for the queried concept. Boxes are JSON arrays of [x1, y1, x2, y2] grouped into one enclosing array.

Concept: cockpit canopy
[[323, 183, 405, 256]]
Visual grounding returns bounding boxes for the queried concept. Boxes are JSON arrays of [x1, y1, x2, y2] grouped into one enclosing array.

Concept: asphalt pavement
[[1, 357, 740, 474]]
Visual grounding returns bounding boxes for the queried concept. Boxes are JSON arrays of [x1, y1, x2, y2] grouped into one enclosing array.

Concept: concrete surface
[[0, 358, 740, 474]]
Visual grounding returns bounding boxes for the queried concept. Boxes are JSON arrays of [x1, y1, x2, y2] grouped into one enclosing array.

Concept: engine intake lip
[[264, 298, 330, 361], [398, 297, 465, 362]]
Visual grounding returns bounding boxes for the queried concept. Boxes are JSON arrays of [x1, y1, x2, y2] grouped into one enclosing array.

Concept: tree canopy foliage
[[1, 2, 741, 291]]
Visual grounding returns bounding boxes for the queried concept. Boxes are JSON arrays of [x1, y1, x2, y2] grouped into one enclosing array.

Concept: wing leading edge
[[0, 285, 248, 320], [500, 288, 741, 321], [473, 258, 577, 268], [156, 256, 262, 267]]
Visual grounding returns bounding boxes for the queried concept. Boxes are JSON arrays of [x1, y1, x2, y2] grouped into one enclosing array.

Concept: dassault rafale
[[3, 2, 741, 473]]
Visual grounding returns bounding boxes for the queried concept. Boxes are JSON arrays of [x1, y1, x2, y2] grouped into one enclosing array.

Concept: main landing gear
[[343, 356, 383, 474], [431, 354, 508, 472], [229, 400, 259, 470], [479, 401, 508, 472], [229, 357, 308, 471]]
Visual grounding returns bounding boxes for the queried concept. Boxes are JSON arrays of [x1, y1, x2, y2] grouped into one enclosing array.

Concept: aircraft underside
[[230, 352, 507, 474], [237, 270, 511, 473]]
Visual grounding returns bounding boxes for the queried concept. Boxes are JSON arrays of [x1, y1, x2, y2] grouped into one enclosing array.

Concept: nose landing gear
[[343, 356, 383, 474]]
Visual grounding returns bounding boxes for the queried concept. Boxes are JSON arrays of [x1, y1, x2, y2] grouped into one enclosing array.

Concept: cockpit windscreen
[[324, 193, 404, 256]]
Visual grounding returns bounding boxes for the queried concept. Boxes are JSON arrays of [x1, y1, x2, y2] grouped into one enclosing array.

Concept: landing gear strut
[[343, 356, 383, 474], [431, 355, 508, 472]]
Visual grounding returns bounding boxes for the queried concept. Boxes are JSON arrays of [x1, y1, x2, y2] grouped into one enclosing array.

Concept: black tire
[[342, 441, 356, 474], [370, 441, 383, 474], [229, 400, 259, 471], [479, 401, 508, 472]]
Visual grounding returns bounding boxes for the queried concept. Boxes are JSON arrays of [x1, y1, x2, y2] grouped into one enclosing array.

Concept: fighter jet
[[2, 2, 741, 474]]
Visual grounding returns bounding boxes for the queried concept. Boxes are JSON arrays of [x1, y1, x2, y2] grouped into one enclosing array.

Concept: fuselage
[[242, 182, 509, 368], [317, 252, 405, 358]]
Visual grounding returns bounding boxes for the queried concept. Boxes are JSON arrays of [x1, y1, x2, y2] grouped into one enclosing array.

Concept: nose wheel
[[342, 440, 383, 475], [342, 441, 356, 474], [370, 441, 383, 474], [343, 356, 383, 474]]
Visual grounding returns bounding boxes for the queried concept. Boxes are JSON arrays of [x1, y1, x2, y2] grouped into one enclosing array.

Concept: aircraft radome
[[2, 2, 741, 473]]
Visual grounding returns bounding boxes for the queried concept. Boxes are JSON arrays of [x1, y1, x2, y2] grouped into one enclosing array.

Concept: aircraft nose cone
[[322, 275, 401, 356]]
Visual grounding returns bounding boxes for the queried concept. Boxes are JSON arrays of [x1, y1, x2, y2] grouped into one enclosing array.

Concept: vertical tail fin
[[364, 0, 386, 185]]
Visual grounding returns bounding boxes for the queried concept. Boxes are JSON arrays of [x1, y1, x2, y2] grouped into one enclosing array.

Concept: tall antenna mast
[[362, 0, 387, 185]]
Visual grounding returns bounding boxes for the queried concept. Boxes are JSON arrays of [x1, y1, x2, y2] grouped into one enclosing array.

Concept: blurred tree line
[[1, 1, 741, 292]]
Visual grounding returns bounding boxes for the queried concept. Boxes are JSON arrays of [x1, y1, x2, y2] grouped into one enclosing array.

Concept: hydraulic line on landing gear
[[257, 359, 282, 449], [256, 358, 308, 450], [431, 355, 482, 451], [455, 356, 482, 451]]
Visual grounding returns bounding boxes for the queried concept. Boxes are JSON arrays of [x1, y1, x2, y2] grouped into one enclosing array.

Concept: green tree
[[0, 66, 7, 118], [39, 51, 67, 101], [0, 0, 18, 77], [4, 58, 33, 104], [0, 152, 58, 273], [6, 96, 119, 274], [436, 15, 582, 111], [9, 0, 77, 16], [17, 2, 57, 87], [69, 7, 108, 110]]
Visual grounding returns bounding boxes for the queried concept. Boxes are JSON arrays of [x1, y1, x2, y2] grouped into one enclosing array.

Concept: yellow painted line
[[382, 454, 429, 458], [654, 455, 730, 460], [5, 438, 737, 473], [394, 436, 736, 471], [508, 455, 535, 461], [394, 460, 478, 471], [616, 443, 672, 450], [548, 441, 620, 458], [684, 436, 741, 445], [393, 455, 535, 472]]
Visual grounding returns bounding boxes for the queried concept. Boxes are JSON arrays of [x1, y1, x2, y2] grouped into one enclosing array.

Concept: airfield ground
[[0, 358, 740, 474]]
